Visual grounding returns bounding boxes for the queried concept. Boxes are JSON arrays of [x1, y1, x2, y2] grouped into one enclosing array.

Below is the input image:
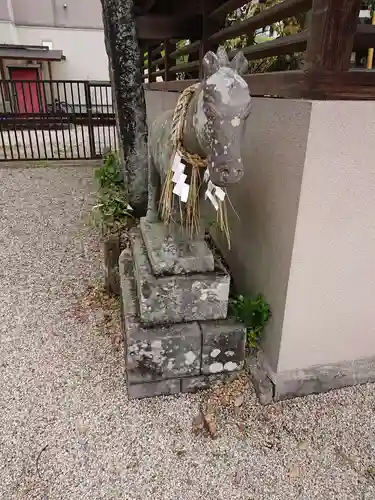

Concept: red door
[[10, 68, 43, 113]]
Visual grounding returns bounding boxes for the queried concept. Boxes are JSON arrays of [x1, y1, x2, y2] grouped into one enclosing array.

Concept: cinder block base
[[126, 321, 201, 384], [127, 374, 235, 400], [180, 374, 232, 393], [201, 320, 246, 375], [127, 379, 181, 400]]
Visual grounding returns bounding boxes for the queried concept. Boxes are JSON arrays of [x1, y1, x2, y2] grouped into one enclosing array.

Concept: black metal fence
[[0, 80, 118, 161]]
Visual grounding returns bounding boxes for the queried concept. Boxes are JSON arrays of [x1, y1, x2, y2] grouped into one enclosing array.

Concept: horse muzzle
[[208, 158, 244, 187]]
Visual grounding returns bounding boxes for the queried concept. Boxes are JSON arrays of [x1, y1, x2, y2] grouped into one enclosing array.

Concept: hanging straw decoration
[[159, 83, 231, 245]]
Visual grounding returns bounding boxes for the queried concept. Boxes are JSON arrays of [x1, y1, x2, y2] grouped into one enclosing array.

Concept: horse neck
[[182, 87, 206, 158]]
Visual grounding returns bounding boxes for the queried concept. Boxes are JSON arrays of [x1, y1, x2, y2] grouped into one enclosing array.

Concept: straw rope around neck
[[159, 83, 231, 246], [160, 83, 206, 236]]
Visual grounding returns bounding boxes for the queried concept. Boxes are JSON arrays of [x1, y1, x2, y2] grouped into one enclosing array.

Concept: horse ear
[[216, 46, 230, 66], [231, 51, 248, 76], [202, 51, 220, 78]]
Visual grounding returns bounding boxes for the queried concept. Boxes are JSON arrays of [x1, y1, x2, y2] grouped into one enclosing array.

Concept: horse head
[[193, 47, 251, 187]]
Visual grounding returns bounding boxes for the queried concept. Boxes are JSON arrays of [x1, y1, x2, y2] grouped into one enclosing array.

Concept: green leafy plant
[[229, 293, 271, 348], [95, 151, 124, 190], [363, 1, 375, 17], [92, 151, 133, 234]]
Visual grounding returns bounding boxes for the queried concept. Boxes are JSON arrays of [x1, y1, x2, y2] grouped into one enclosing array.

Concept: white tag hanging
[[204, 178, 212, 200], [172, 163, 185, 183], [203, 168, 210, 183], [214, 186, 226, 202], [206, 189, 219, 210], [173, 173, 187, 195], [173, 172, 189, 203], [172, 152, 183, 171], [180, 183, 190, 203], [173, 181, 190, 203]]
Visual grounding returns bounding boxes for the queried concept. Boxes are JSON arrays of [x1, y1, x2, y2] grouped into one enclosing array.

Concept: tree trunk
[[101, 0, 148, 217]]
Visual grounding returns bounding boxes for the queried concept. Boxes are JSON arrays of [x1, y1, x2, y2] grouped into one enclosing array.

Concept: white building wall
[[16, 26, 109, 81], [0, 20, 18, 43]]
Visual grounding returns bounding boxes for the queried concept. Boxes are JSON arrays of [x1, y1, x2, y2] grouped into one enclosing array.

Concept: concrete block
[[130, 229, 230, 325], [140, 217, 214, 275], [127, 379, 180, 400], [126, 321, 201, 383], [201, 320, 246, 375]]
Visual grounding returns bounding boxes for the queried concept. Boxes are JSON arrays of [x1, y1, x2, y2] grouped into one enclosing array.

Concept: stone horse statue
[[146, 47, 251, 229]]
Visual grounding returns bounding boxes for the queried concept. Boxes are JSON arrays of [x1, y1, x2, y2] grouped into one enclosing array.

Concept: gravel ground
[[1, 165, 374, 500]]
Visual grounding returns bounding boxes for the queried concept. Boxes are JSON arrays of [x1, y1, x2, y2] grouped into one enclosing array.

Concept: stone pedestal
[[140, 218, 214, 275], [120, 219, 246, 399]]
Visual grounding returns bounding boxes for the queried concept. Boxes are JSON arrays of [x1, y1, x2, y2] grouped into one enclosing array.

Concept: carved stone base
[[131, 227, 230, 325], [120, 244, 246, 400], [140, 217, 214, 275]]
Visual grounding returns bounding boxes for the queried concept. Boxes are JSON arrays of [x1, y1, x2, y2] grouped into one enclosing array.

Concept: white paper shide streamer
[[204, 175, 226, 211], [170, 154, 226, 210], [171, 152, 190, 203]]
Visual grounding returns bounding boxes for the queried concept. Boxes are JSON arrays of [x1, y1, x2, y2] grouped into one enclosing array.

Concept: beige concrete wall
[[278, 101, 375, 373], [145, 90, 311, 372], [145, 90, 179, 121], [220, 98, 311, 371]]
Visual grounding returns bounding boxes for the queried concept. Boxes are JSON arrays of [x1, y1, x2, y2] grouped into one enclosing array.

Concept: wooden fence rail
[[142, 0, 375, 100]]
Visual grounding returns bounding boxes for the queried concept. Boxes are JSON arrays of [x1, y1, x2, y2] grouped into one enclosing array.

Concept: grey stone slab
[[120, 244, 202, 384], [127, 379, 181, 400], [140, 217, 214, 276], [201, 320, 246, 375], [181, 376, 211, 393], [246, 354, 274, 405], [131, 228, 230, 325], [181, 373, 234, 393], [126, 321, 201, 383]]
